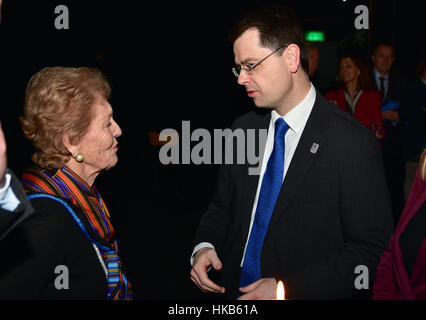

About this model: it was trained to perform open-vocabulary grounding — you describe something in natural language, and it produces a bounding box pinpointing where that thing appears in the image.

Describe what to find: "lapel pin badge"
[310,143,319,154]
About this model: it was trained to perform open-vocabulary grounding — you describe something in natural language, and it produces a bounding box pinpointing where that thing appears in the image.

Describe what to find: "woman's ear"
[355,66,361,77]
[284,44,301,73]
[62,134,78,157]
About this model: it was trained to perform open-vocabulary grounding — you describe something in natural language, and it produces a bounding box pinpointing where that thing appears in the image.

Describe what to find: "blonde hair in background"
[421,148,426,181]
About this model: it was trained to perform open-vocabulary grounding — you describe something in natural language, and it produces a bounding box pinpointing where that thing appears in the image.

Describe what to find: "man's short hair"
[228,4,309,75]
[372,40,395,55]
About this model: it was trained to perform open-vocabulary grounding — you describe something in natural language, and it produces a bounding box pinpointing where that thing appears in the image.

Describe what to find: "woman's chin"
[104,159,118,171]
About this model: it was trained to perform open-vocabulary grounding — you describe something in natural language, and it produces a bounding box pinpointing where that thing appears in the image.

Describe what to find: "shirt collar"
[271,83,316,134]
[374,68,389,81]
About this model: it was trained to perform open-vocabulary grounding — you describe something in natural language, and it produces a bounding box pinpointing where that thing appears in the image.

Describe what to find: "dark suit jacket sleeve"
[193,156,232,252]
[0,170,34,241]
[283,125,394,299]
[193,118,244,252]
[0,198,67,299]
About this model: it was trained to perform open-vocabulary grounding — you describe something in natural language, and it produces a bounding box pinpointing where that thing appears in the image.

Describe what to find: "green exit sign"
[305,31,325,42]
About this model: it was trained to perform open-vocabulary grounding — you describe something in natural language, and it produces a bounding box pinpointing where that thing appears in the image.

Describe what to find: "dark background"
[0,0,424,299]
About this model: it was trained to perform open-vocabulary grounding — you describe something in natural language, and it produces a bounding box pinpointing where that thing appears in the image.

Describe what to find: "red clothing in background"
[325,88,385,140]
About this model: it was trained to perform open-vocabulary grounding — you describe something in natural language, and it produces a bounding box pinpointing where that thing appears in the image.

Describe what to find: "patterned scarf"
[22,167,133,300]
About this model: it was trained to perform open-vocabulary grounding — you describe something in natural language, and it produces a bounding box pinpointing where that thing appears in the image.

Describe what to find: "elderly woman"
[325,54,385,143]
[0,67,132,299]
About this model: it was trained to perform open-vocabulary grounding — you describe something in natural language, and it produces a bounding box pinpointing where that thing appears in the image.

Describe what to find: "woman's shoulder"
[24,195,78,232]
[17,195,93,257]
[29,194,72,213]
[26,194,103,247]
[0,196,75,272]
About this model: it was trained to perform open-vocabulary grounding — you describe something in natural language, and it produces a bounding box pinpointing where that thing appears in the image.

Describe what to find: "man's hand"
[237,278,277,300]
[190,247,225,294]
[0,121,7,188]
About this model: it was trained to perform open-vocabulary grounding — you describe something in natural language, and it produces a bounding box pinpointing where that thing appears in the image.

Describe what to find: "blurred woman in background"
[325,54,385,143]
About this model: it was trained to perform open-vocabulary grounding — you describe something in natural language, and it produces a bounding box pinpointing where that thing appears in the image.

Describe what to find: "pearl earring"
[75,154,84,162]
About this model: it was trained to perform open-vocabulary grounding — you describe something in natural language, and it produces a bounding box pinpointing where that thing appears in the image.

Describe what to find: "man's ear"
[62,134,78,157]
[284,44,301,73]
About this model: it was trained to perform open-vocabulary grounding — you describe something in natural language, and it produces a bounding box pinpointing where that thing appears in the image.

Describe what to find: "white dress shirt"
[374,69,389,97]
[0,173,21,212]
[191,84,316,266]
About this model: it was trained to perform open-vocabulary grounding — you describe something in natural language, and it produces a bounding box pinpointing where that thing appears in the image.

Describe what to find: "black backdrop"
[0,0,424,299]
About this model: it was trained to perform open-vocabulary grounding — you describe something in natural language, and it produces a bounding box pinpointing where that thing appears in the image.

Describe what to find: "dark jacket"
[194,90,394,299]
[0,196,107,299]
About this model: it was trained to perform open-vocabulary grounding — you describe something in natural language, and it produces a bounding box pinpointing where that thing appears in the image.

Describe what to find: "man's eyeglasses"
[232,45,287,78]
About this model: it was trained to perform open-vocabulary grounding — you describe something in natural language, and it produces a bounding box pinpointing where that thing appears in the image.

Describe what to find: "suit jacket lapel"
[265,92,329,239]
[240,111,271,243]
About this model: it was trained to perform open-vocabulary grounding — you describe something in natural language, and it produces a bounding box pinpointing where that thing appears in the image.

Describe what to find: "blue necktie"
[240,117,290,288]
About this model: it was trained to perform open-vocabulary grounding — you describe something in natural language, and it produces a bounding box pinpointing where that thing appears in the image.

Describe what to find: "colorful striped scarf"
[22,167,133,300]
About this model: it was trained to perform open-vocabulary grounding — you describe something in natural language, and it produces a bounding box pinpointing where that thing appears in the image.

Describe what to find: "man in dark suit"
[190,5,394,299]
[0,1,33,240]
[0,122,33,241]
[371,41,407,223]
